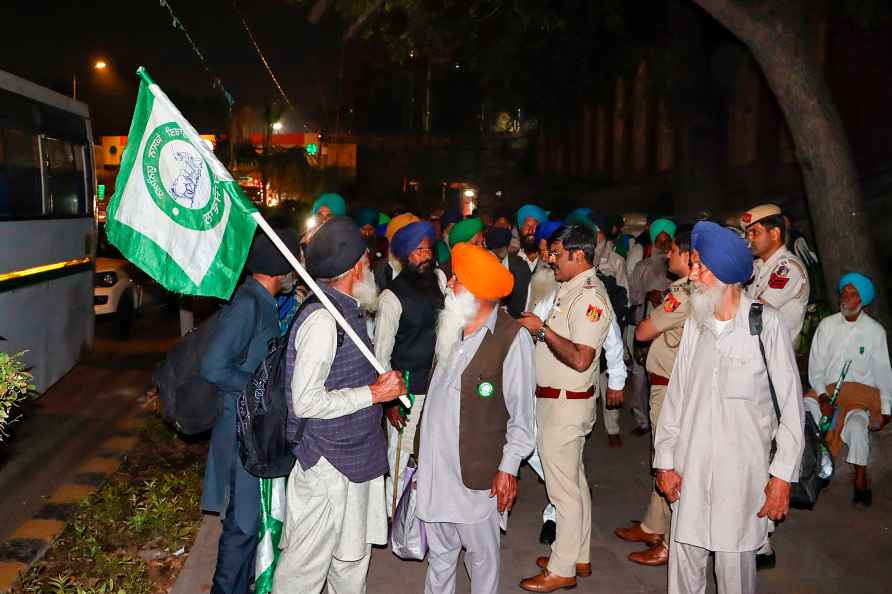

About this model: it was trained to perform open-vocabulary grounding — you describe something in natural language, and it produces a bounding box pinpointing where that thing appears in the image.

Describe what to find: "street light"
[272,121,283,132]
[72,59,110,100]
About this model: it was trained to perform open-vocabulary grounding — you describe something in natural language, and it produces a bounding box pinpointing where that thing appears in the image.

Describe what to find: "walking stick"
[391,371,413,517]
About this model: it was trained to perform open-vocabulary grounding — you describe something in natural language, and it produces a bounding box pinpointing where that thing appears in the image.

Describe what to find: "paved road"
[0,305,180,544]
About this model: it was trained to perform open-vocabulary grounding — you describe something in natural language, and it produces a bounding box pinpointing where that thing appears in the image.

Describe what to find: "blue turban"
[312,193,347,217]
[375,222,389,238]
[649,218,677,243]
[536,220,564,244]
[516,204,548,229]
[568,207,592,221]
[441,208,463,229]
[352,207,378,229]
[692,221,753,284]
[838,272,875,306]
[391,221,436,260]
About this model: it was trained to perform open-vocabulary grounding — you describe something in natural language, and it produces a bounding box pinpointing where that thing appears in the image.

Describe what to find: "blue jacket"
[199,277,279,534]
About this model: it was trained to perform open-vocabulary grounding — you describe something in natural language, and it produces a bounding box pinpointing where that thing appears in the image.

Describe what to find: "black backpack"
[596,271,629,329]
[236,296,344,479]
[749,302,826,509]
[153,308,232,435]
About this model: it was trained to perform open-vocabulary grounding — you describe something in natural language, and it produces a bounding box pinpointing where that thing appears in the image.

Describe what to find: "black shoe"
[756,551,776,571]
[631,426,650,437]
[853,488,873,507]
[539,520,556,545]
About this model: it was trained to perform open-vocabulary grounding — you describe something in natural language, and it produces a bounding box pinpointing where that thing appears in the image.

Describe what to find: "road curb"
[0,411,149,593]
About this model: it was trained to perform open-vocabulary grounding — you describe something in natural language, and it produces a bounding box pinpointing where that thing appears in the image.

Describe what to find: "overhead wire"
[232,0,297,116]
[157,0,235,109]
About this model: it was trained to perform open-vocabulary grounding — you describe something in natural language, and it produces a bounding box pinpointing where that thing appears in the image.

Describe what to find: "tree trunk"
[692,0,890,330]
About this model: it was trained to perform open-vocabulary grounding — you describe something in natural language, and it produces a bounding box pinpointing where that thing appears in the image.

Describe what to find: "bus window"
[44,136,86,217]
[0,126,43,218]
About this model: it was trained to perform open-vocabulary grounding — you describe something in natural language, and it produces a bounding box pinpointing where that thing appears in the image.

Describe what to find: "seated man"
[805,272,892,506]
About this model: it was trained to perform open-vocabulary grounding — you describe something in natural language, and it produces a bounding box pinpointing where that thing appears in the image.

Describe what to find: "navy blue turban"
[536,220,564,244]
[391,221,436,260]
[485,226,513,250]
[441,208,463,229]
[692,221,754,284]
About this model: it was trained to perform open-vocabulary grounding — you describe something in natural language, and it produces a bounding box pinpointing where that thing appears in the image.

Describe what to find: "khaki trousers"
[537,396,596,578]
[641,384,672,535]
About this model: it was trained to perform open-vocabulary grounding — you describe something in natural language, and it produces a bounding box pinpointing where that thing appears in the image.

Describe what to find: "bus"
[0,69,97,394]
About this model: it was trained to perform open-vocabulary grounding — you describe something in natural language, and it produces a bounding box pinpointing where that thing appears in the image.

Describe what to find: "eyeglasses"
[547,250,564,259]
[413,246,434,255]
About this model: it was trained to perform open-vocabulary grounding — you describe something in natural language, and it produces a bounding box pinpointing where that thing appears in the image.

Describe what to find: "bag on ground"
[390,461,427,560]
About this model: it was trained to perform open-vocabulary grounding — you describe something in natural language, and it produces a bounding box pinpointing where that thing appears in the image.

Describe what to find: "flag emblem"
[106,68,257,299]
[586,304,603,322]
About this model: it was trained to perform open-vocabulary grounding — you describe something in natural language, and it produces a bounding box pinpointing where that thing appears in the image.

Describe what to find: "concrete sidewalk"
[172,412,892,594]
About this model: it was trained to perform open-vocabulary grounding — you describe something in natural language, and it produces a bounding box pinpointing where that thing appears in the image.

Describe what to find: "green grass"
[15,418,206,594]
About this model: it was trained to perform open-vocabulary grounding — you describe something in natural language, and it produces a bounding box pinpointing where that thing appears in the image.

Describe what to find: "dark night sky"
[0,0,346,135]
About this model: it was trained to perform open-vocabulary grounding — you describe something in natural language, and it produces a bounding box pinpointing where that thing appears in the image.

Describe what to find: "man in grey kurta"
[415,242,536,594]
[653,221,804,594]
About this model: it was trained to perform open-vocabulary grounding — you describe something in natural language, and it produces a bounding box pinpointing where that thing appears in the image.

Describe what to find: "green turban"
[448,217,484,247]
[649,218,677,243]
[312,193,347,217]
[435,239,451,264]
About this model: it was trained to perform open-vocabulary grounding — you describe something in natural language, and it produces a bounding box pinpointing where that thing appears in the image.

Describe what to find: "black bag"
[749,302,825,508]
[596,271,629,329]
[153,309,227,435]
[236,296,344,479]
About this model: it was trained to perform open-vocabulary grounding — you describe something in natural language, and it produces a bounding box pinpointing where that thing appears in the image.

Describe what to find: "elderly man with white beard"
[274,218,407,594]
[414,242,537,594]
[653,221,804,594]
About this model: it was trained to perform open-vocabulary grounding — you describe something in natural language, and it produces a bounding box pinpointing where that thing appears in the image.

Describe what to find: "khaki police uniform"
[746,245,808,343]
[535,268,613,578]
[640,277,691,536]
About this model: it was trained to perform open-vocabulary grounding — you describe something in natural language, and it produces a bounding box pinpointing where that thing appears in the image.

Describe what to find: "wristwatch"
[536,325,547,343]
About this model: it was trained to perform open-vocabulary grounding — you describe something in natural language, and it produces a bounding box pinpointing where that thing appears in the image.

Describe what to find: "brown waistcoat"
[415,308,522,490]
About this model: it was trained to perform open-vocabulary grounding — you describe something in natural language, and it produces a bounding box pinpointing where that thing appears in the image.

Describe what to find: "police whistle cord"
[157,0,235,108]
[253,213,412,409]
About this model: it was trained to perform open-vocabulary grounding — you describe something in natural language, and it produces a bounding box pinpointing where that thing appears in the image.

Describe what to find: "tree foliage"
[298,0,668,116]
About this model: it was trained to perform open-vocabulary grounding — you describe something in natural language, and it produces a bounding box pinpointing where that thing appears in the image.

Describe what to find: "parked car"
[94,257,143,338]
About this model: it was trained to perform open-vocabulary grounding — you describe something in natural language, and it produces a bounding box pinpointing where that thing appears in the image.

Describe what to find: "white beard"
[690,280,727,327]
[435,289,480,364]
[841,304,862,319]
[353,266,380,313]
[528,264,558,311]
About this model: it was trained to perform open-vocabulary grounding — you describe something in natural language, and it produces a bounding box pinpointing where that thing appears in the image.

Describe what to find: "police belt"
[649,373,670,386]
[535,385,595,399]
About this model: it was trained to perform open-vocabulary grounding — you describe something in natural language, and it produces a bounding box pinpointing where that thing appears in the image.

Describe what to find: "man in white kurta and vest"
[615,227,693,567]
[654,221,805,594]
[274,218,407,594]
[805,272,892,506]
[504,203,549,318]
[740,203,809,345]
[414,242,536,594]
[516,225,615,592]
[375,220,443,515]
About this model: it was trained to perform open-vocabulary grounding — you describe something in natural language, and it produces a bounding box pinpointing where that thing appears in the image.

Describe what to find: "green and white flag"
[255,477,286,594]
[106,68,257,299]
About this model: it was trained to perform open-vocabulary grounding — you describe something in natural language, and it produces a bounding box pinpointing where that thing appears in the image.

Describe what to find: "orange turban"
[452,243,514,301]
[386,213,420,242]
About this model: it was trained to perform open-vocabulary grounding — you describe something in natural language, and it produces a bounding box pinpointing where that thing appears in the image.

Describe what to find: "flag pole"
[252,212,411,408]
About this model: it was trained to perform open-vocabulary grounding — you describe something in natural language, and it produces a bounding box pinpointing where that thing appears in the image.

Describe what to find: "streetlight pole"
[72,60,108,101]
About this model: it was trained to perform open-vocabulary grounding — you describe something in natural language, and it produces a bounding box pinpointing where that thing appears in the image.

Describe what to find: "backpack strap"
[293,294,345,347]
[749,302,781,420]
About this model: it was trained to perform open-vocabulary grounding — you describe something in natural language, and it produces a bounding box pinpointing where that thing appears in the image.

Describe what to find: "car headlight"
[95,271,118,287]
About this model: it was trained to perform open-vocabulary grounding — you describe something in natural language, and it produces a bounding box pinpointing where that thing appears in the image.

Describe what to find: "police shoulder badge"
[663,292,681,313]
[477,381,495,398]
[585,304,603,322]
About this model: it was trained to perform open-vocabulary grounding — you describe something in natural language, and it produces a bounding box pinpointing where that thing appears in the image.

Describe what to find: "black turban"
[305,217,367,279]
[246,229,300,276]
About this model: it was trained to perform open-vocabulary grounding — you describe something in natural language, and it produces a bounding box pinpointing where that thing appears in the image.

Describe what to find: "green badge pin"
[478,381,495,398]
[860,346,865,355]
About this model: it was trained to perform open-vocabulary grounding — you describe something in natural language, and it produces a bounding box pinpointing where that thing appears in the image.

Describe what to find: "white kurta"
[653,296,805,552]
[286,307,387,554]
[808,311,892,414]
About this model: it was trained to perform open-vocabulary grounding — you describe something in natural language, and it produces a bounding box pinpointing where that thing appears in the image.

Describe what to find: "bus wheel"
[116,293,134,339]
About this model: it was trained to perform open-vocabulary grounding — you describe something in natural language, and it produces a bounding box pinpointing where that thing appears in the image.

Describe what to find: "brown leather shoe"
[536,556,592,577]
[519,570,577,592]
[614,521,662,546]
[629,542,669,566]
